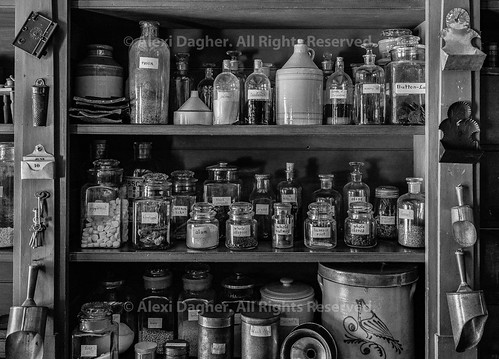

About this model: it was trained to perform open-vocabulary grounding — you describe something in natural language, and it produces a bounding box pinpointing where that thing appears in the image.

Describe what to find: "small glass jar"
[344,202,376,248]
[198,310,234,359]
[398,177,425,248]
[272,203,294,249]
[304,202,337,249]
[171,170,198,240]
[226,202,258,250]
[374,186,399,240]
[72,302,119,359]
[164,340,189,359]
[186,202,219,250]
[134,342,157,359]
[0,143,14,248]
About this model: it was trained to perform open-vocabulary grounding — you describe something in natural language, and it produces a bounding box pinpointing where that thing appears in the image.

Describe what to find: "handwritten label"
[330,89,347,99]
[212,343,226,354]
[312,226,331,238]
[217,91,236,100]
[248,89,270,100]
[362,84,381,94]
[212,197,232,206]
[398,208,414,220]
[348,196,366,207]
[232,225,251,237]
[148,317,163,329]
[280,317,300,326]
[87,202,109,216]
[281,194,297,203]
[192,226,210,240]
[188,309,199,321]
[394,83,426,95]
[172,205,188,217]
[139,57,159,69]
[275,224,292,235]
[255,204,270,215]
[80,345,97,357]
[380,215,396,225]
[250,325,272,337]
[350,223,370,235]
[141,212,159,224]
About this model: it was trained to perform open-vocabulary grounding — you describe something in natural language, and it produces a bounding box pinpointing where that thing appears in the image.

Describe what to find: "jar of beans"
[226,202,258,250]
[344,202,376,248]
[373,186,399,240]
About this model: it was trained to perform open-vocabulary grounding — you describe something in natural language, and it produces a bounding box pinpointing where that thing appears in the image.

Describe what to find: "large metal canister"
[317,263,418,359]
[241,311,280,359]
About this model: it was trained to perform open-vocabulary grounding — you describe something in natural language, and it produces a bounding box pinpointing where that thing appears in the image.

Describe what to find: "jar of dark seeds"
[344,202,376,248]
[374,186,399,240]
[226,202,258,250]
[272,202,294,249]
[397,177,425,248]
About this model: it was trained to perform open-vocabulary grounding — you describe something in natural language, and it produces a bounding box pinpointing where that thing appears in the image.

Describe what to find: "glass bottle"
[344,202,376,248]
[137,268,175,356]
[325,57,354,125]
[304,202,337,249]
[244,59,272,125]
[227,50,246,122]
[197,63,215,110]
[72,302,119,359]
[374,186,399,240]
[385,35,425,125]
[342,161,370,217]
[129,141,156,177]
[312,174,342,224]
[129,20,170,124]
[249,174,275,241]
[226,202,258,250]
[81,159,128,249]
[277,162,302,239]
[172,52,194,112]
[0,143,14,247]
[354,42,385,125]
[398,177,425,248]
[186,202,219,250]
[213,59,240,125]
[272,202,294,249]
[261,63,276,124]
[321,52,334,90]
[133,173,172,250]
[171,170,198,240]
[377,28,413,65]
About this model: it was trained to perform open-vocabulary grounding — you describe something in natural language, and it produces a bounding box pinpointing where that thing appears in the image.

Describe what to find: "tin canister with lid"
[164,339,189,359]
[198,310,234,359]
[135,341,157,359]
[317,263,419,359]
[241,311,280,359]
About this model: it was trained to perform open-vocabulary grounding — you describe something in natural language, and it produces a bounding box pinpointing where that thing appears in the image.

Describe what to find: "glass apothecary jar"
[133,173,172,250]
[186,202,219,250]
[226,202,258,250]
[398,177,425,248]
[304,202,337,250]
[344,202,376,248]
[171,170,198,240]
[72,302,119,359]
[374,186,399,240]
[249,174,275,241]
[272,203,294,249]
[0,143,13,248]
[377,28,413,64]
[81,159,127,249]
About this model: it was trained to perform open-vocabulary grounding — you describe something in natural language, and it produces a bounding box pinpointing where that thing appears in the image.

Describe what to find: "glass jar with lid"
[344,202,376,248]
[81,159,127,249]
[0,143,13,248]
[249,174,275,241]
[304,202,337,249]
[72,302,119,359]
[312,174,343,225]
[377,28,413,65]
[374,186,399,240]
[171,170,198,240]
[133,173,172,250]
[186,202,219,250]
[226,202,258,250]
[398,177,425,247]
[272,202,294,249]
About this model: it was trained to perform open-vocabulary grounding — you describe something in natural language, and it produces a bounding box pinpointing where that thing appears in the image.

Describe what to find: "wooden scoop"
[451,184,477,247]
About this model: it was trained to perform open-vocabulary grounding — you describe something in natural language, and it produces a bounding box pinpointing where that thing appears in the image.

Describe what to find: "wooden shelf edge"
[0,125,14,135]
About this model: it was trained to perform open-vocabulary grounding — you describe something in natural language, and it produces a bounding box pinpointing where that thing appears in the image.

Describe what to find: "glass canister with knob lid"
[0,143,13,248]
[226,201,258,250]
[186,202,219,250]
[272,202,294,249]
[377,28,413,65]
[374,186,399,240]
[344,202,376,248]
[304,202,337,250]
[398,177,425,248]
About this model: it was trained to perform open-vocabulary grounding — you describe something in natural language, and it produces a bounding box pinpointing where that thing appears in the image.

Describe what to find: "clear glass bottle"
[0,143,14,247]
[213,59,240,125]
[129,141,156,177]
[344,202,376,247]
[133,173,172,250]
[197,62,215,110]
[354,42,385,125]
[244,59,272,125]
[226,202,258,250]
[129,20,170,124]
[312,174,342,224]
[186,202,219,250]
[377,28,413,65]
[325,57,354,125]
[81,159,128,249]
[249,174,275,241]
[398,177,425,248]
[272,202,294,249]
[374,186,399,240]
[342,161,370,218]
[227,50,246,123]
[171,170,198,240]
[321,52,334,91]
[385,35,425,125]
[172,52,194,112]
[304,202,337,249]
[261,63,276,124]
[277,162,302,239]
[72,302,119,359]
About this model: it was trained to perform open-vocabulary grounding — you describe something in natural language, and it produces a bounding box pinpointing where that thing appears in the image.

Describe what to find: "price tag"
[275,224,292,235]
[141,212,159,224]
[330,89,347,99]
[255,204,270,215]
[212,343,226,354]
[362,84,381,94]
[212,197,232,206]
[250,325,272,337]
[80,345,97,357]
[188,309,199,321]
[380,215,396,225]
[394,83,426,94]
[172,205,188,217]
[148,317,163,329]
[398,208,414,220]
[87,202,109,216]
[139,57,159,69]
[248,89,270,100]
[280,317,300,326]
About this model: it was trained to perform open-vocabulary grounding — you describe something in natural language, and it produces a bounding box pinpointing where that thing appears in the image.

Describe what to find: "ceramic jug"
[276,39,323,125]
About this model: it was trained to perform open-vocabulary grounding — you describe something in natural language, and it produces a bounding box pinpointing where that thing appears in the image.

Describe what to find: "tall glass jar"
[344,202,376,248]
[186,202,219,250]
[342,161,370,218]
[249,174,275,241]
[325,57,354,125]
[129,20,170,124]
[374,186,399,240]
[213,59,240,125]
[72,302,119,359]
[198,63,215,110]
[226,202,258,250]
[0,143,13,247]
[133,173,172,250]
[81,159,127,249]
[277,162,302,239]
[244,59,272,125]
[398,177,425,247]
[312,174,342,223]
[172,52,194,112]
[171,170,198,240]
[272,202,294,249]
[304,202,337,250]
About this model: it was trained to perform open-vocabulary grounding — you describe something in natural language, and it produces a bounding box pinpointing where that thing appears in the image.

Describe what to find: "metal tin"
[241,311,280,359]
[164,339,189,359]
[135,341,157,359]
[198,310,234,359]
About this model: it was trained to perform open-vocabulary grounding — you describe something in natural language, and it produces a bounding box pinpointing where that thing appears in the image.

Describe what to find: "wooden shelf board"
[69,240,425,263]
[0,248,13,263]
[0,125,14,135]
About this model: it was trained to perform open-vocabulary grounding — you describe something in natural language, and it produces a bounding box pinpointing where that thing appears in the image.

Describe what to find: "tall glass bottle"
[312,174,342,224]
[277,163,302,239]
[172,52,194,112]
[325,57,354,125]
[227,50,246,122]
[129,21,170,124]
[244,59,272,125]
[321,52,334,89]
[213,59,240,125]
[129,141,156,177]
[170,170,198,240]
[342,162,370,217]
[354,42,385,125]
[397,177,425,248]
[249,174,276,241]
[197,63,215,110]
[262,63,276,124]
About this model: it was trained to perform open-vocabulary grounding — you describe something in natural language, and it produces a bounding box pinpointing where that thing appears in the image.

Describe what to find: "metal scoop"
[446,249,488,352]
[451,184,477,247]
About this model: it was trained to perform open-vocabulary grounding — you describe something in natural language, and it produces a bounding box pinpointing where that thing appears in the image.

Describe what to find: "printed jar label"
[80,345,97,357]
[217,91,236,100]
[188,309,199,321]
[330,89,347,99]
[250,325,272,337]
[398,208,414,220]
[112,314,120,323]
[248,89,270,100]
[280,317,300,326]
[350,223,370,235]
[312,226,332,238]
[281,194,297,203]
[172,205,188,217]
[232,225,251,237]
[348,196,366,207]
[212,197,232,206]
[148,317,163,329]
[139,57,159,69]
[275,224,292,235]
[87,202,110,216]
[141,212,159,224]
[394,82,426,94]
[234,313,242,325]
[255,204,270,215]
[212,343,226,354]
[362,84,381,94]
[380,215,396,225]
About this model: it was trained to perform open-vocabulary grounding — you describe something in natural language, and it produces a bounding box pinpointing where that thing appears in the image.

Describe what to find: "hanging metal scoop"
[451,184,477,247]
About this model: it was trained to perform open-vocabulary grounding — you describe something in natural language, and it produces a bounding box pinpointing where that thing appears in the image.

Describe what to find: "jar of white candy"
[80,159,128,248]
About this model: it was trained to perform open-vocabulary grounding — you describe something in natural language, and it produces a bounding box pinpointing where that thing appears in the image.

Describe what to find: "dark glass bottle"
[249,174,275,241]
[244,59,272,125]
[277,162,302,239]
[197,63,215,110]
[171,170,198,240]
[172,52,194,112]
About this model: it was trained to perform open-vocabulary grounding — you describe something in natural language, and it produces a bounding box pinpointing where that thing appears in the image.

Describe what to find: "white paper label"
[255,204,270,215]
[192,226,210,240]
[348,196,366,207]
[139,57,159,69]
[141,212,159,224]
[394,83,426,94]
[112,314,120,323]
[172,205,188,217]
[217,91,235,100]
[362,84,381,94]
[212,343,226,354]
[0,186,3,198]
[188,309,199,321]
[80,345,97,357]
[232,225,251,237]
[250,325,272,337]
[399,208,414,220]
[87,202,109,216]
[380,215,396,225]
[351,223,370,235]
[275,224,292,235]
[280,317,300,327]
[248,89,270,100]
[281,194,297,203]
[329,89,347,99]
[148,317,163,329]
[312,226,332,238]
[212,197,232,206]
[234,313,242,325]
